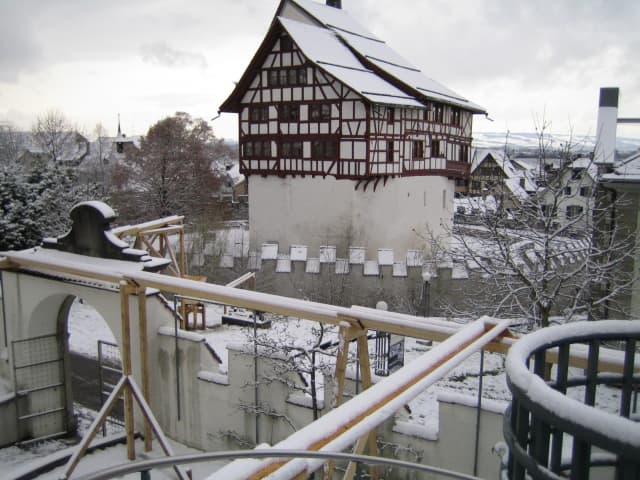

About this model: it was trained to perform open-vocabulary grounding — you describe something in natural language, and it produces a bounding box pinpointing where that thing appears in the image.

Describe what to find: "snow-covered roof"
[471,149,537,200]
[288,0,484,112]
[221,0,484,113]
[279,17,423,108]
[601,151,640,184]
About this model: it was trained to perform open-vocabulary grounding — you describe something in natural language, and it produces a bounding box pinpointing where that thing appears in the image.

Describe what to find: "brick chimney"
[326,0,342,8]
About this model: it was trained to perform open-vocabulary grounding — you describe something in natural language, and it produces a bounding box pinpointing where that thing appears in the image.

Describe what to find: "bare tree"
[118,112,224,222]
[32,109,73,163]
[0,123,25,166]
[443,125,637,328]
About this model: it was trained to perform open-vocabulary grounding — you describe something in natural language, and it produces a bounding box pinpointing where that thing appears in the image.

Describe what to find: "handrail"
[504,320,640,479]
[73,449,482,480]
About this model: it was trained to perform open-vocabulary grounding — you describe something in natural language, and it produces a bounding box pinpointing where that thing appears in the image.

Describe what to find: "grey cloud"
[140,42,207,69]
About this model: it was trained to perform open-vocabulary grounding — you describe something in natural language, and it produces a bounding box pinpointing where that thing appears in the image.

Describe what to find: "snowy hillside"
[473,132,640,154]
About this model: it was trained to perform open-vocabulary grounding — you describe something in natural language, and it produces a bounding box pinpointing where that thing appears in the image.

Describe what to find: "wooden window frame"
[434,104,444,123]
[280,35,293,52]
[451,107,461,127]
[431,139,442,158]
[387,107,396,122]
[250,106,269,123]
[412,140,424,160]
[243,140,271,159]
[267,67,307,87]
[311,140,337,160]
[386,141,394,163]
[310,103,331,122]
[458,144,469,162]
[279,104,299,122]
[281,140,303,158]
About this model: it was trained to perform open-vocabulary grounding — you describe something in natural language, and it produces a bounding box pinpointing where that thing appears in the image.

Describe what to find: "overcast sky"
[1,0,639,142]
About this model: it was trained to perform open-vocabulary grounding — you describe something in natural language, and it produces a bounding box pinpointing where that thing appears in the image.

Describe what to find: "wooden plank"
[128,376,189,480]
[137,286,152,452]
[60,376,127,479]
[111,215,184,237]
[120,283,135,461]
[342,433,370,480]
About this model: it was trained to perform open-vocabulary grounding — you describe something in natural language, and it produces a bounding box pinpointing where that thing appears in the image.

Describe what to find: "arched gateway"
[0,201,172,445]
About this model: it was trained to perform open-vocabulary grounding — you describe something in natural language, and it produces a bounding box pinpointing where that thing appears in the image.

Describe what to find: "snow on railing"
[207,316,511,480]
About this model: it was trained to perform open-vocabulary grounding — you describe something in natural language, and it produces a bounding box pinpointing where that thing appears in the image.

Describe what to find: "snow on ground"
[67,296,511,436]
[4,288,623,476]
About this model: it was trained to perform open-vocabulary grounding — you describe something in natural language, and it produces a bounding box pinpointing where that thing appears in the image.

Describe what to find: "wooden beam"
[111,215,184,237]
[342,433,370,480]
[120,283,135,461]
[60,375,128,479]
[137,286,152,452]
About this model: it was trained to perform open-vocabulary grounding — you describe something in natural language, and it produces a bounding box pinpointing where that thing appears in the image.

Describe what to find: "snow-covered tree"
[443,129,637,327]
[0,162,100,251]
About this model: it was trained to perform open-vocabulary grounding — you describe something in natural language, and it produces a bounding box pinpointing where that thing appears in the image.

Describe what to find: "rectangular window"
[412,140,424,160]
[311,140,337,159]
[472,180,481,191]
[279,104,299,122]
[267,68,307,87]
[310,103,331,121]
[458,144,469,162]
[281,140,302,158]
[386,141,394,163]
[431,139,442,157]
[268,70,278,87]
[280,35,293,52]
[566,205,584,219]
[580,186,590,197]
[388,107,396,122]
[250,106,269,123]
[243,140,271,158]
[564,186,572,196]
[434,104,444,123]
[423,104,431,121]
[451,107,461,126]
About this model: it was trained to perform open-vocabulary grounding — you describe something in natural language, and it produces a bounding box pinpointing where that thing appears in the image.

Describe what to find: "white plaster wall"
[249,176,454,257]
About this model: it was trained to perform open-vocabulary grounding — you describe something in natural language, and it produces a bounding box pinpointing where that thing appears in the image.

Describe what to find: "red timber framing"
[222,23,475,183]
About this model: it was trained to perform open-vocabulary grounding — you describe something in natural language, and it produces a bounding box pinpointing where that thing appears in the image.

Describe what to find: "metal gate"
[12,334,68,442]
[97,340,124,435]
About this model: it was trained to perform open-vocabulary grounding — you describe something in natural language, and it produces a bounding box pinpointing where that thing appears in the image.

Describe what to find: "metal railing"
[504,320,640,480]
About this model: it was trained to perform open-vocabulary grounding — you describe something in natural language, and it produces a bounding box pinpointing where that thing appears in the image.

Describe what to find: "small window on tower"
[412,140,424,160]
[280,35,293,52]
[386,141,394,163]
[432,139,442,157]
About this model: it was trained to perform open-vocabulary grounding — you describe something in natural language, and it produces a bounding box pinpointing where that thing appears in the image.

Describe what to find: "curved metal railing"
[504,320,640,480]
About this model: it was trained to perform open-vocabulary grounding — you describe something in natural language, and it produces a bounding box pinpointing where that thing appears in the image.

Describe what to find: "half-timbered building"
[220,0,485,257]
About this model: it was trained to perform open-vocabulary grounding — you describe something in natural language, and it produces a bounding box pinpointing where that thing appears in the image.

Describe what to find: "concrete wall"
[249,175,454,257]
[0,270,180,443]
[153,335,504,479]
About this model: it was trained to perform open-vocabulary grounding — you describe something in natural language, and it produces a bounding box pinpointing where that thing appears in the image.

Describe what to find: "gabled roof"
[220,0,485,114]
[471,149,538,200]
[287,0,484,111]
[279,17,423,107]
